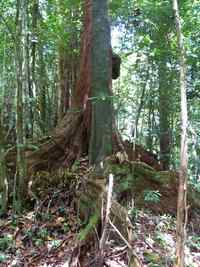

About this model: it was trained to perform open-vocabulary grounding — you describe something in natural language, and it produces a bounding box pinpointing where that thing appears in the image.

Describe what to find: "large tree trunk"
[26,0,109,175]
[89,0,112,165]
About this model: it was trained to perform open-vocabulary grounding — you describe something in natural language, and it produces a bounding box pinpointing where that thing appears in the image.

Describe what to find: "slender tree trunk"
[58,44,71,120]
[158,60,172,170]
[38,45,47,134]
[0,36,9,213]
[14,0,28,211]
[173,1,188,266]
[0,111,8,214]
[31,0,39,135]
[146,98,154,151]
[133,69,149,141]
[26,30,34,138]
[31,0,38,92]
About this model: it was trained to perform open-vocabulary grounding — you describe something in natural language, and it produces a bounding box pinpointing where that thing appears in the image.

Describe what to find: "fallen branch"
[109,219,142,267]
[100,173,114,249]
[96,173,114,267]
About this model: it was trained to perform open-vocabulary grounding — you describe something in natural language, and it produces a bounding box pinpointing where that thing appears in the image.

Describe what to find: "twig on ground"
[95,173,114,267]
[100,173,114,250]
[109,219,142,267]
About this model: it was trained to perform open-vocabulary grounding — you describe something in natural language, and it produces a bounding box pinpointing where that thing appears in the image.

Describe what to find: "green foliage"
[0,253,7,263]
[34,238,45,246]
[129,207,140,222]
[155,214,175,231]
[24,227,49,246]
[71,159,81,172]
[78,212,100,241]
[0,234,14,251]
[187,236,200,251]
[143,251,160,265]
[63,222,69,233]
[38,228,48,239]
[143,190,161,203]
[190,179,200,193]
[48,239,62,250]
[35,211,53,222]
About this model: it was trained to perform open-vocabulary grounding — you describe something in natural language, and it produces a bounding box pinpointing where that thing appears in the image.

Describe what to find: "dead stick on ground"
[109,219,142,267]
[96,173,114,267]
[100,173,114,250]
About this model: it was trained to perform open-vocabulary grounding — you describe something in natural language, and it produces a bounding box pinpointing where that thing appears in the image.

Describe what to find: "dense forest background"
[0,0,200,266]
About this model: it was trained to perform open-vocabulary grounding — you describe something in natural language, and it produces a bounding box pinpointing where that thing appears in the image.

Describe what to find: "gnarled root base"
[27,110,85,175]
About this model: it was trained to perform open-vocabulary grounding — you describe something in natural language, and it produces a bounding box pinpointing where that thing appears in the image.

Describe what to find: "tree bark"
[89,0,112,166]
[30,0,39,136]
[172,1,188,266]
[158,59,172,170]
[15,0,28,211]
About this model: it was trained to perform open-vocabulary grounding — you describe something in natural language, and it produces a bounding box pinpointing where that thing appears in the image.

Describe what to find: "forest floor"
[0,161,200,267]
